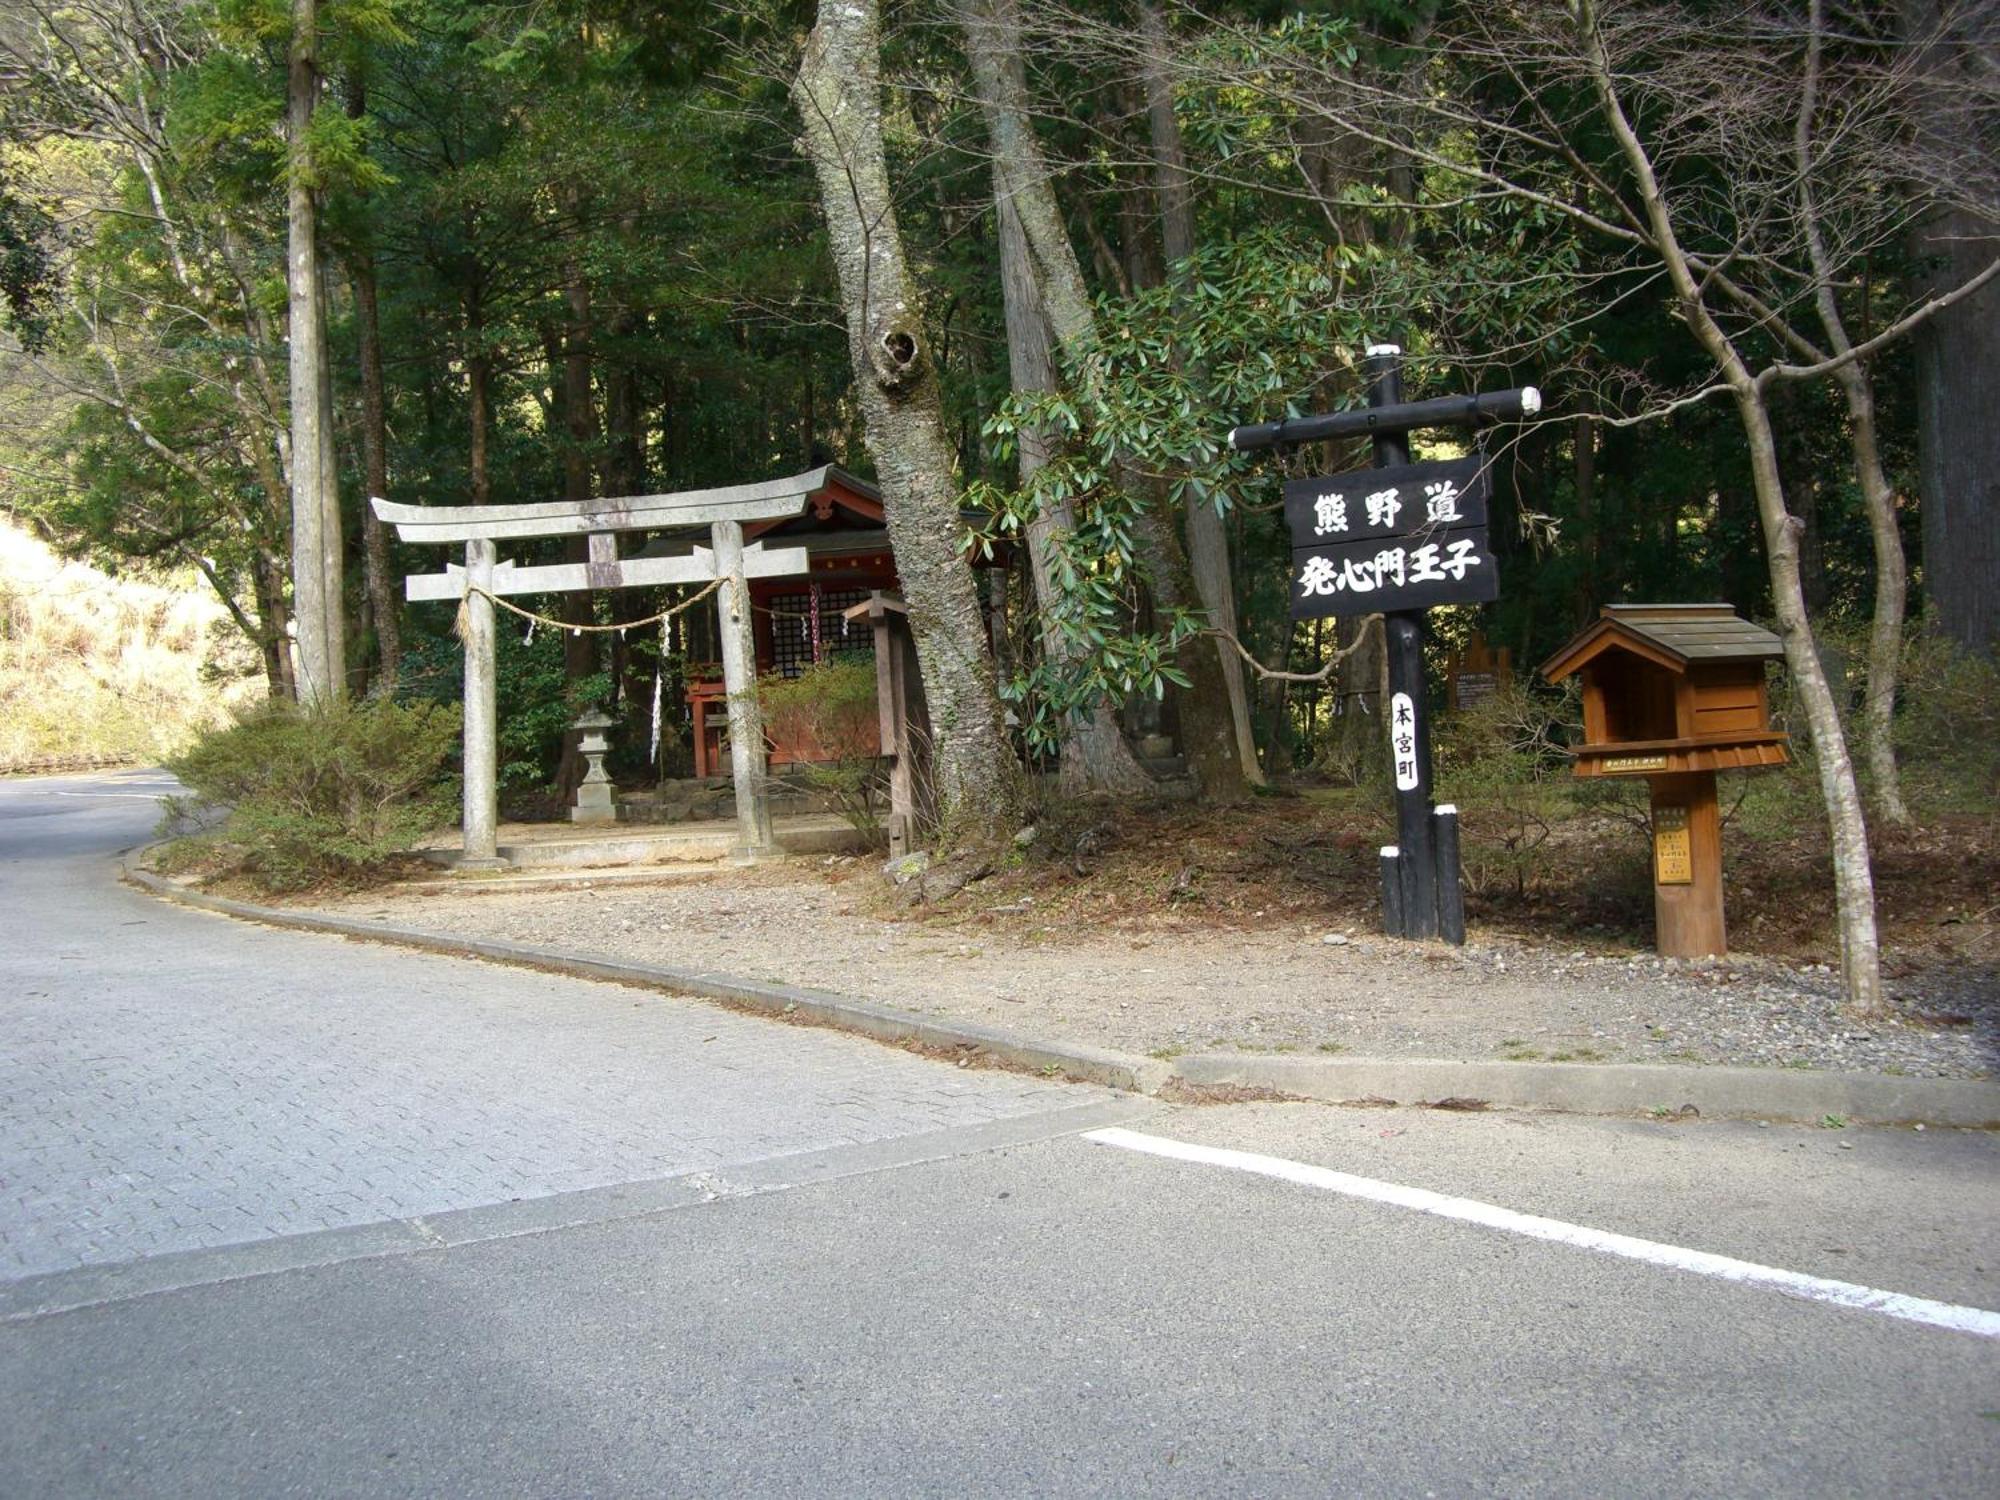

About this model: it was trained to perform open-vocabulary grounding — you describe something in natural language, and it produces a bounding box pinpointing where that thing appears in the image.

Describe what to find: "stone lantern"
[570,709,618,825]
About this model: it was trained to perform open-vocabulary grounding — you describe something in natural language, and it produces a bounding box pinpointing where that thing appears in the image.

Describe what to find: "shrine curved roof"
[1541,604,1784,681]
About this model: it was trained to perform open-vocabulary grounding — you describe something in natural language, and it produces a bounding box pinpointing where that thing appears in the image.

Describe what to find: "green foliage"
[300,101,393,194]
[1433,683,1585,898]
[400,619,608,798]
[1757,625,2000,827]
[758,656,887,846]
[965,227,1402,752]
[165,52,284,188]
[1892,633,2000,815]
[0,184,59,353]
[163,697,461,890]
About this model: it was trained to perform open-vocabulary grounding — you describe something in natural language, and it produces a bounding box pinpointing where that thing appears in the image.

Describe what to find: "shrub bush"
[757,656,887,845]
[1757,621,2000,826]
[163,697,462,891]
[1432,683,1585,898]
[1893,631,2000,815]
[398,626,610,801]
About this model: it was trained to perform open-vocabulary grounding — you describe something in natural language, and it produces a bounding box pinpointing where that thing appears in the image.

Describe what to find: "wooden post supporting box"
[1541,605,1788,958]
[844,592,931,858]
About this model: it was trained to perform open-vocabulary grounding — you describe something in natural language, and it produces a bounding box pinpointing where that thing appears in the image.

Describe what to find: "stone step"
[617,780,835,825]
[496,829,737,870]
[422,814,873,873]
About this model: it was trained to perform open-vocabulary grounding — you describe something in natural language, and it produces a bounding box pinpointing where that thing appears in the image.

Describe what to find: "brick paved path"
[0,773,1092,1282]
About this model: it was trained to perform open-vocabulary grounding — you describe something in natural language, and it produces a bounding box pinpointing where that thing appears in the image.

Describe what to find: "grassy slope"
[0,517,262,771]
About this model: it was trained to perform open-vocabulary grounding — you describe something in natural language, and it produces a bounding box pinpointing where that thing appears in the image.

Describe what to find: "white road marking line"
[1083,1126,2000,1341]
[49,792,172,800]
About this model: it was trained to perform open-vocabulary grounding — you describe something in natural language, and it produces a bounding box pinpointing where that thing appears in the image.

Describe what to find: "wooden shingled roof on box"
[1540,604,1783,682]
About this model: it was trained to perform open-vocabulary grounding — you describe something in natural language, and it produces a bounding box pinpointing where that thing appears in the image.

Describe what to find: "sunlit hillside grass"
[0,517,263,772]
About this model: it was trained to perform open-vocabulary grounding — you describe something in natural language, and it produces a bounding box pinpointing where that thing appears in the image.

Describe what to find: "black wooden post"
[1230,352,1533,948]
[1379,844,1405,937]
[1367,345,1440,940]
[1433,804,1467,944]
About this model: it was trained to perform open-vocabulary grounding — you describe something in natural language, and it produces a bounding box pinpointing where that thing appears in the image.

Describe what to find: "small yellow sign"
[1654,806,1693,885]
[1601,753,1669,775]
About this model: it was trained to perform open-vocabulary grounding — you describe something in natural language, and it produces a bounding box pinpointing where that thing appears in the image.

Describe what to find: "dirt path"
[309,860,1996,1080]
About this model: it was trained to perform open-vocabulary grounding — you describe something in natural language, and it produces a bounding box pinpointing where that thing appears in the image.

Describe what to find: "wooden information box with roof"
[1541,604,1790,959]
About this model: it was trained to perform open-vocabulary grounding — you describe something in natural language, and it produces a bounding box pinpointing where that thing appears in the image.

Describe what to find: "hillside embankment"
[0,517,260,773]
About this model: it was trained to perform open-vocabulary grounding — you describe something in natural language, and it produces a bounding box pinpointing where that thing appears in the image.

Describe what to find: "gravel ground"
[307,860,1998,1081]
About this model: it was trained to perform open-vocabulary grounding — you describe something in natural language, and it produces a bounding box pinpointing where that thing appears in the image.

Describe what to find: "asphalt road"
[3,770,1997,1497]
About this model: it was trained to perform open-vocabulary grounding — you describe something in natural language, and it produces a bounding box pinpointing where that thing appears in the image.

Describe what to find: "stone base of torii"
[373,468,857,866]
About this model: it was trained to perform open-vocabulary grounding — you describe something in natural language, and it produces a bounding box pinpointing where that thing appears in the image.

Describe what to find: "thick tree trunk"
[1913,206,2000,658]
[286,0,344,707]
[1580,0,1881,1017]
[249,551,296,701]
[1905,0,2000,657]
[351,255,398,692]
[236,429,298,700]
[600,305,653,738]
[1139,0,1265,790]
[994,189,1154,798]
[793,0,1025,846]
[465,288,492,507]
[602,308,647,498]
[343,76,397,694]
[555,287,601,659]
[958,0,1246,801]
[548,274,603,803]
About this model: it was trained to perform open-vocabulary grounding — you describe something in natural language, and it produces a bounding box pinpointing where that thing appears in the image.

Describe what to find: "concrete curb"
[125,852,1999,1129]
[122,855,1172,1096]
[1170,1053,2000,1128]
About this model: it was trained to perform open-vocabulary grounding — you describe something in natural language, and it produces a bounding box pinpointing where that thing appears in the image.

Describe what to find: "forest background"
[0,0,1994,1016]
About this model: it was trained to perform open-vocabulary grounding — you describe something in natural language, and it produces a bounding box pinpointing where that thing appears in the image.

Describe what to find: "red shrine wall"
[749,549,898,678]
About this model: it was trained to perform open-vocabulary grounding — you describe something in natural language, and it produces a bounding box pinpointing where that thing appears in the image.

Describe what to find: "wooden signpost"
[842,591,930,859]
[1231,345,1539,945]
[373,468,846,867]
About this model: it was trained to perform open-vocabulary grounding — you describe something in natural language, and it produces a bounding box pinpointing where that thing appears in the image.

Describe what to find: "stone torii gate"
[372,468,850,867]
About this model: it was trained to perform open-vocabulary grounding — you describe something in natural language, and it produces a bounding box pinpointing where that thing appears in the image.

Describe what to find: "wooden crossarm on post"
[1228,389,1541,453]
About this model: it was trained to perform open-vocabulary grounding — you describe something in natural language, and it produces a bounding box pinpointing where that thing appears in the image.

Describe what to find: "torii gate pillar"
[461,537,505,867]
[712,520,774,859]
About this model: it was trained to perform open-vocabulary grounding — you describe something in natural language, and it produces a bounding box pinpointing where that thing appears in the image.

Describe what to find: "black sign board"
[1289,524,1499,617]
[1282,456,1489,551]
[1284,455,1498,619]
